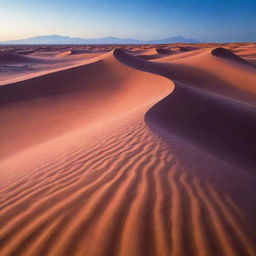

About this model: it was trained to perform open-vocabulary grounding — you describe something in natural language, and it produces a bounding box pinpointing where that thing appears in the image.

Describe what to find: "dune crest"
[114,48,256,170]
[212,47,254,65]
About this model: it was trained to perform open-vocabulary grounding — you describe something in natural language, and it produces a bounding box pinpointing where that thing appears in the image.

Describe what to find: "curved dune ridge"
[231,45,256,65]
[114,48,256,170]
[0,46,256,256]
[212,47,254,66]
[0,50,170,158]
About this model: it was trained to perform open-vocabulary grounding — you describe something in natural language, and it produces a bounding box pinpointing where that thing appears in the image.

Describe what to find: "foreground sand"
[0,43,256,256]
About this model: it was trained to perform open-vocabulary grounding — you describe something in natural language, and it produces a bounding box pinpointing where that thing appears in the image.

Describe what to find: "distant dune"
[0,43,255,256]
[0,52,42,64]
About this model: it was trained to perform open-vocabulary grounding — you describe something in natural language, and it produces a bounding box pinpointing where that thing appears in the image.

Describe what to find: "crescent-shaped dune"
[0,46,255,256]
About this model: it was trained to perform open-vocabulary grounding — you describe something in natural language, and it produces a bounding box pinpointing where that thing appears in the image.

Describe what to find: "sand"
[0,43,255,256]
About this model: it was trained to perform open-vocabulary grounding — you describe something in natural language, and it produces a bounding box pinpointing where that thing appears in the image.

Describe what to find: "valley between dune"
[0,44,256,256]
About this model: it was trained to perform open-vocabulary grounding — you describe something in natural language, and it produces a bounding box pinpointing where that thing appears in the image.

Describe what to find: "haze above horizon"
[0,0,255,42]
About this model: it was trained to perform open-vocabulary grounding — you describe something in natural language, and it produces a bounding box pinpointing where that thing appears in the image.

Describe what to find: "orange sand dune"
[232,45,256,66]
[115,48,256,168]
[0,44,256,256]
[0,105,255,256]
[145,82,256,171]
[136,48,174,60]
[116,47,256,103]
[115,48,256,166]
[155,48,209,61]
[0,50,169,159]
[57,50,101,58]
[0,51,107,86]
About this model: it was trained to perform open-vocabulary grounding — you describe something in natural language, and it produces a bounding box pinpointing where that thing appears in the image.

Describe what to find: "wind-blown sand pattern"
[0,43,256,256]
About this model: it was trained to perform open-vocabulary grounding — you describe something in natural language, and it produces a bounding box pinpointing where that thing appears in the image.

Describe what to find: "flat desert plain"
[0,43,256,256]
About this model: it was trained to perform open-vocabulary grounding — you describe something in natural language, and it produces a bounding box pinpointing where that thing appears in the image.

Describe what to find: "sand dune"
[116,47,256,102]
[155,48,210,62]
[115,48,256,169]
[56,50,73,57]
[155,48,174,55]
[0,52,42,64]
[231,45,256,66]
[212,47,254,66]
[0,50,169,159]
[57,50,101,59]
[0,44,255,256]
[145,82,256,171]
[0,51,86,85]
[0,107,255,256]
[135,48,171,60]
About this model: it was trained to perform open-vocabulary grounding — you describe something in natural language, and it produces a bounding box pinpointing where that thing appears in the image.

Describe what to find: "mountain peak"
[0,35,200,45]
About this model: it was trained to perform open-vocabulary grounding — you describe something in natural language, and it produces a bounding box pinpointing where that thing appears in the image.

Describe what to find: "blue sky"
[0,0,255,42]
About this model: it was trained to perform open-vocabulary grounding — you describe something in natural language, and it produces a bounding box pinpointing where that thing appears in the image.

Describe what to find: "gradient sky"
[0,0,255,42]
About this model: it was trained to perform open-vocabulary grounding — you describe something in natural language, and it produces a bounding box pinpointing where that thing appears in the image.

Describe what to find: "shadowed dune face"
[212,47,254,66]
[0,44,256,256]
[115,47,256,102]
[156,48,174,54]
[0,53,42,64]
[231,45,256,65]
[114,48,256,171]
[145,83,256,171]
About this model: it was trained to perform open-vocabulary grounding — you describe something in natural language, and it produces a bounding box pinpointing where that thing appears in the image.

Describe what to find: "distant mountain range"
[0,35,199,45]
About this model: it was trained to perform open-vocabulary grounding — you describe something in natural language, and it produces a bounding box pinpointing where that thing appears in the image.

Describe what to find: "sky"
[0,0,255,42]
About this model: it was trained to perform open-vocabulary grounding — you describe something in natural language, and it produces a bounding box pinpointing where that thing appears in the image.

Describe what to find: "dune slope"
[115,48,256,170]
[0,50,170,159]
[0,107,255,256]
[0,53,42,64]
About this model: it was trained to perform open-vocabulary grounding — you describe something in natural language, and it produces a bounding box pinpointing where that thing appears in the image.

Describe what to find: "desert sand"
[0,43,256,256]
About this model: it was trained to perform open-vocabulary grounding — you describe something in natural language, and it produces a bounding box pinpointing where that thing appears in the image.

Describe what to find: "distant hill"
[146,36,199,44]
[0,35,199,45]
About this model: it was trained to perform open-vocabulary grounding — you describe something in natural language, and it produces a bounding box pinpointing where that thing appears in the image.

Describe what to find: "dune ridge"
[211,47,254,66]
[0,50,170,159]
[114,48,256,170]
